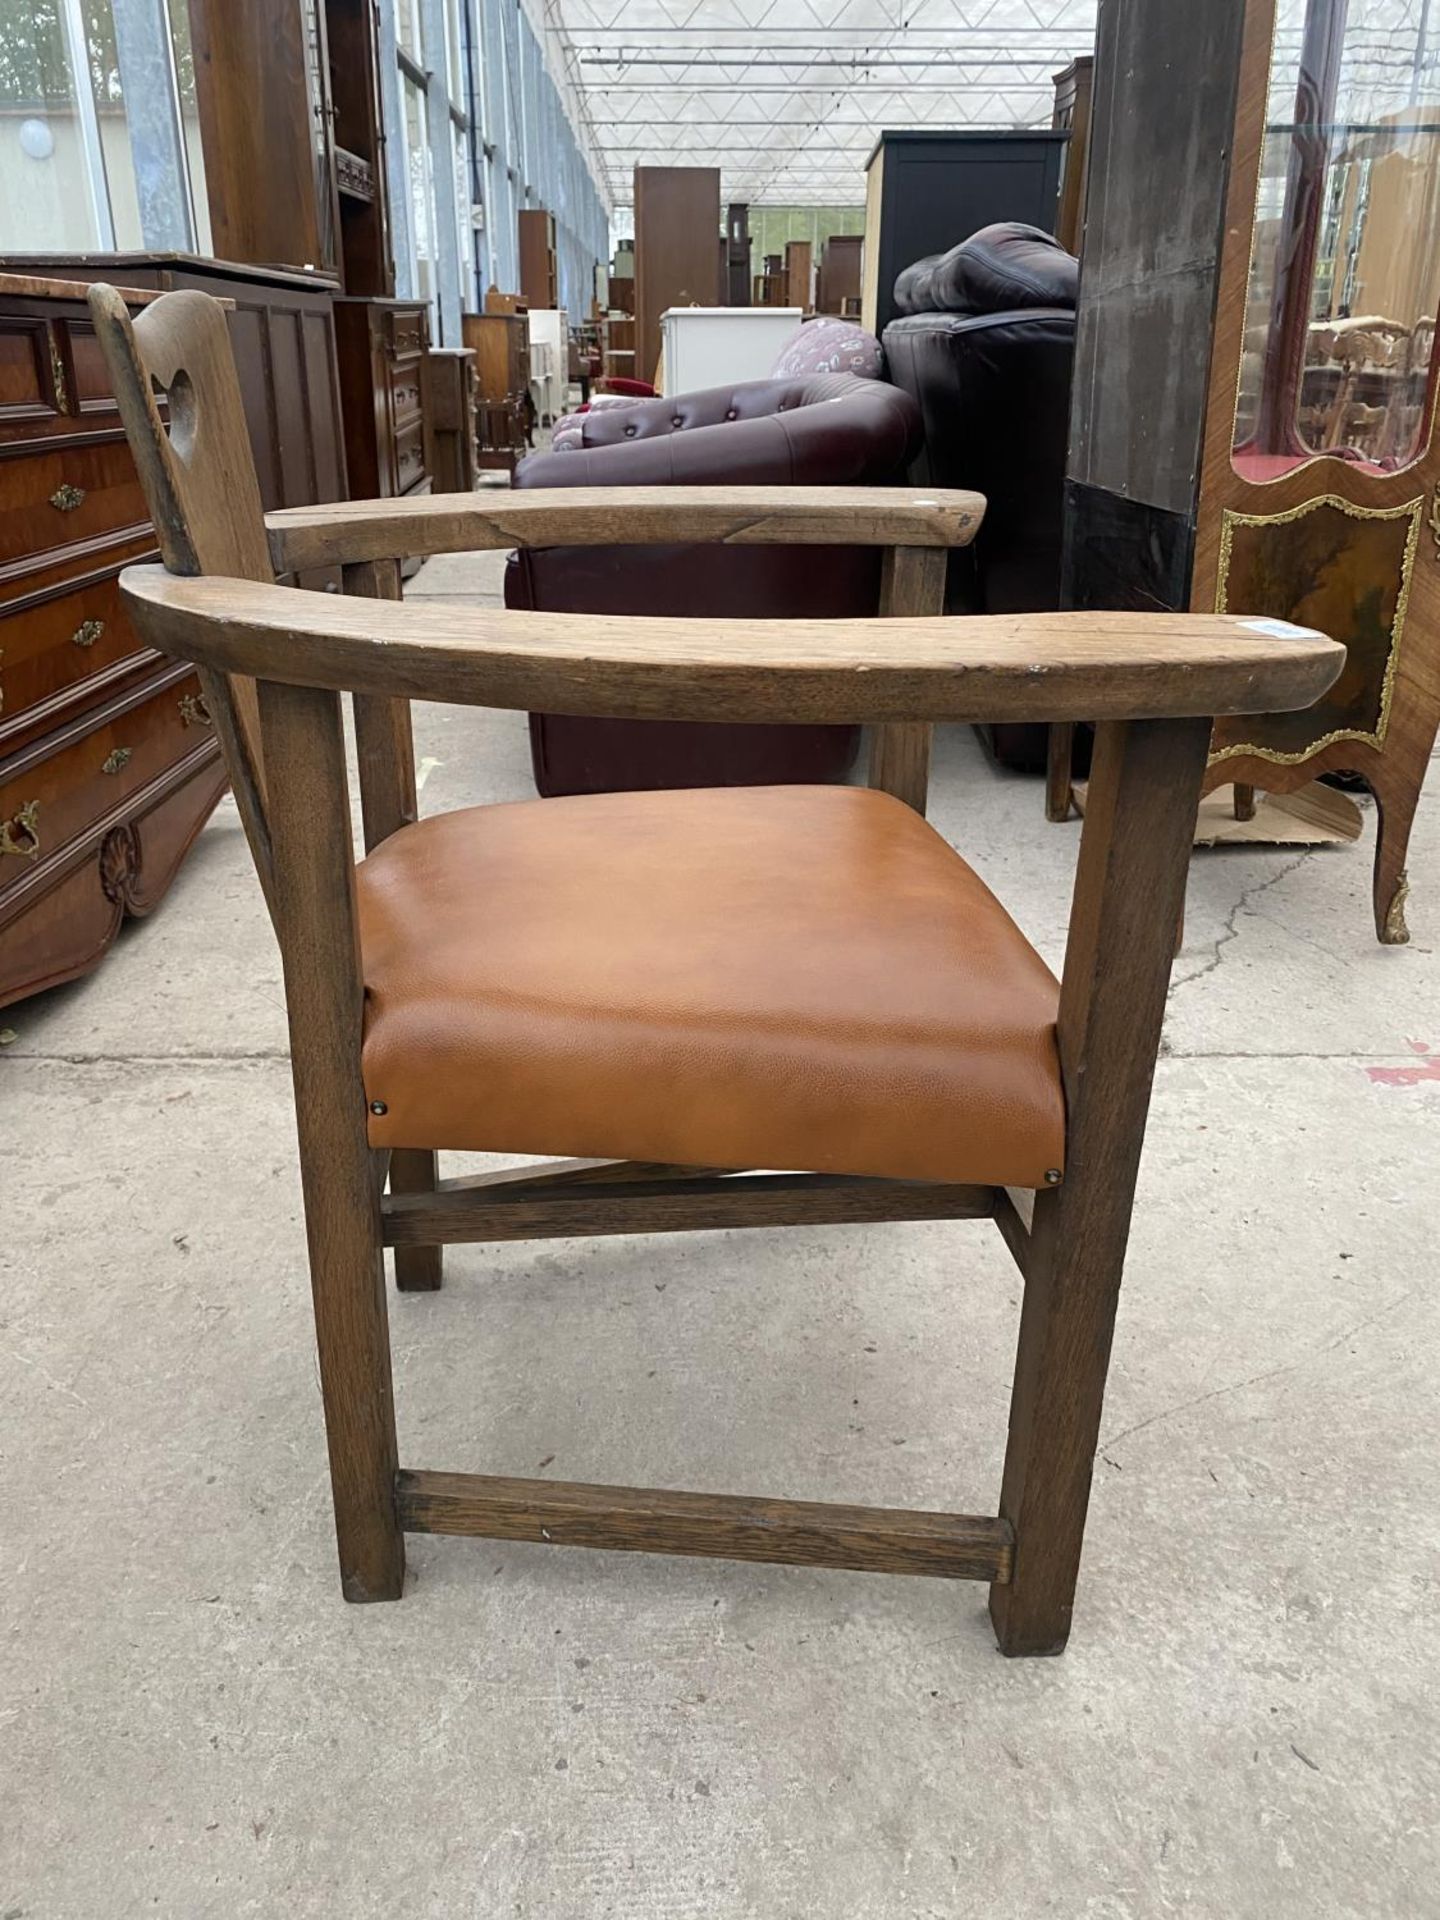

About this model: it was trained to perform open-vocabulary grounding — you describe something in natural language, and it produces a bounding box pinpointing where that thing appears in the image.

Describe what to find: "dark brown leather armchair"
[883,224,1079,773]
[505,372,923,795]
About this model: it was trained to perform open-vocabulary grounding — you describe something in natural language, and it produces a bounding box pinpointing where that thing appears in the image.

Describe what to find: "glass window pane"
[0,5,103,249]
[454,120,471,292]
[397,0,422,61]
[404,73,436,325]
[1235,0,1440,479]
[165,0,211,251]
[445,0,463,99]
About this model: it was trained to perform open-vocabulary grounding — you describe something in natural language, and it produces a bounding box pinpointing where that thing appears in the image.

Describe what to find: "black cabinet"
[861,131,1068,337]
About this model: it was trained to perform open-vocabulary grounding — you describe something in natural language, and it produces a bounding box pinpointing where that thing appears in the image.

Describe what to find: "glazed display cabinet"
[1065,0,1440,942]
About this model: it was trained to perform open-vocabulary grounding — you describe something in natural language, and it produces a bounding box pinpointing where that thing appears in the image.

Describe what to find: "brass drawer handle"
[1,800,41,860]
[178,692,212,728]
[72,618,105,648]
[50,483,85,512]
[101,746,132,775]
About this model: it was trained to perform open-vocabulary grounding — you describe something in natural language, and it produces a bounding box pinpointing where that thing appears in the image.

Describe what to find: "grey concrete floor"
[4,548,1439,1919]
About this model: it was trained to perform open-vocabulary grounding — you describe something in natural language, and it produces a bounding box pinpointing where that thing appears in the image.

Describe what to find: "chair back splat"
[89,285,278,912]
[93,283,1346,1656]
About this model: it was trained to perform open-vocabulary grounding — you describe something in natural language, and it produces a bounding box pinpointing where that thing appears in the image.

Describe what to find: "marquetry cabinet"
[0,275,226,1008]
[1064,0,1440,942]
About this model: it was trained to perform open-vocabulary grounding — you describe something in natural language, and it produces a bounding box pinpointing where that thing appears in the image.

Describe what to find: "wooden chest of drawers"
[0,274,226,1008]
[0,254,350,1006]
[334,297,434,501]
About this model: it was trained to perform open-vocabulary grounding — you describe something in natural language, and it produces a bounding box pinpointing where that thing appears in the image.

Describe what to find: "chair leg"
[298,1145,406,1602]
[261,677,405,1603]
[991,716,1214,1655]
[988,1192,1127,1656]
[389,1148,443,1291]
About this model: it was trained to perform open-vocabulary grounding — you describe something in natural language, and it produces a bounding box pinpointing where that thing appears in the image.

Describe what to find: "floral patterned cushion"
[769,318,884,381]
[549,390,645,452]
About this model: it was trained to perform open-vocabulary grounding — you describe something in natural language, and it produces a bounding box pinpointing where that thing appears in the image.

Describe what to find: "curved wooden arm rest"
[264,485,986,575]
[120,567,1344,726]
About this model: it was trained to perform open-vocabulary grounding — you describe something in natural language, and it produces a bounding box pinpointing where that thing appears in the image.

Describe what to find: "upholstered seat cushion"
[356,785,1066,1188]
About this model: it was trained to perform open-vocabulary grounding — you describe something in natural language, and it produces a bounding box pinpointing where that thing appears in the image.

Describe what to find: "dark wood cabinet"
[327,0,395,299]
[334,297,432,500]
[725,204,751,306]
[518,211,559,311]
[861,131,1068,337]
[4,255,348,535]
[188,0,431,523]
[632,168,722,388]
[784,241,813,311]
[189,0,341,279]
[463,312,531,470]
[427,349,478,494]
[816,235,863,316]
[0,274,226,1009]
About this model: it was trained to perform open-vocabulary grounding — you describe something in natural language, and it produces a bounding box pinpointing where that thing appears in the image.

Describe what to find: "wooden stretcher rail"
[396,1470,1015,1581]
[380,1172,998,1247]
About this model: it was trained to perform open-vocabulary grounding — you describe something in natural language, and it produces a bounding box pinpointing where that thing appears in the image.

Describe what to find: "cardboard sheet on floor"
[1071,778,1363,845]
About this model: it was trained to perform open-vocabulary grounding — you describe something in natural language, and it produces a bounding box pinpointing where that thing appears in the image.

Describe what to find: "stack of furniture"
[0,274,226,1007]
[462,310,532,472]
[861,130,1068,337]
[817,236,863,316]
[519,210,559,311]
[632,167,722,386]
[1060,0,1440,941]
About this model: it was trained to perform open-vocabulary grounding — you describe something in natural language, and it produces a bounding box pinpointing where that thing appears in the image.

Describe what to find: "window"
[0,0,206,253]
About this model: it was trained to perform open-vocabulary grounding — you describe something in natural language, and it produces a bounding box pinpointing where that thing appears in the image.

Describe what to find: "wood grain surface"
[120,569,1345,725]
[264,485,985,572]
[396,1470,1014,1581]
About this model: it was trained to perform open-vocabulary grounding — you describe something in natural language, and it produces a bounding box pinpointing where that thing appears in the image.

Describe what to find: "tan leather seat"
[356,785,1066,1188]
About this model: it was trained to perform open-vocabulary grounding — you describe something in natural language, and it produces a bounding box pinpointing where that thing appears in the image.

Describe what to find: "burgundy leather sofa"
[882,223,1079,772]
[504,372,923,796]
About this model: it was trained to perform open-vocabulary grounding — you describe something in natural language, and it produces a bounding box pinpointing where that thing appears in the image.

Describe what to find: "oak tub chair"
[90,285,1342,1657]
